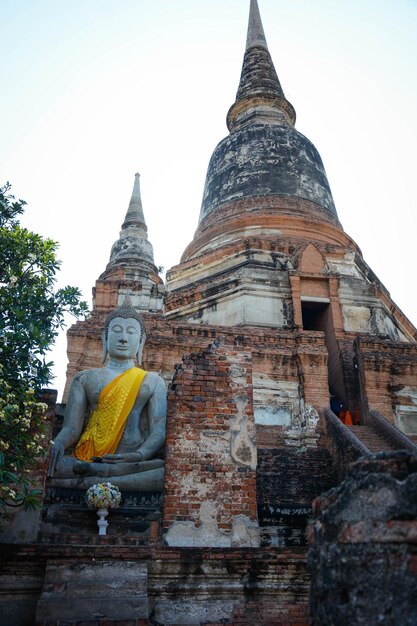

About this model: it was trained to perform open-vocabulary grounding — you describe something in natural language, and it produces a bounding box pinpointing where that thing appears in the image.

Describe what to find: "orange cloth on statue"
[73,367,147,462]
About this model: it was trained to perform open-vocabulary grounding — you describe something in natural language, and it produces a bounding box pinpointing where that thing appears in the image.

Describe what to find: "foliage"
[0,182,89,518]
[86,482,121,510]
[0,368,47,514]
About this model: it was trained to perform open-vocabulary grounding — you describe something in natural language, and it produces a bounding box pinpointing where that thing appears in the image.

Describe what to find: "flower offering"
[85,482,121,511]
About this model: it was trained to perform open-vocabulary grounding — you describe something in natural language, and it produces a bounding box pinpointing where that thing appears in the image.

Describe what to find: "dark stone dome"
[199,124,337,224]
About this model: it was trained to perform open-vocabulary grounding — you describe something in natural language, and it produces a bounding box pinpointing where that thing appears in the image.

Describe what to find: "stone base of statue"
[40,486,163,543]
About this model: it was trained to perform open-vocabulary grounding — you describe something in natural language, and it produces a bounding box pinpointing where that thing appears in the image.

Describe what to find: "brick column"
[356,339,393,420]
[290,275,303,327]
[329,277,344,331]
[163,340,259,547]
[295,333,329,411]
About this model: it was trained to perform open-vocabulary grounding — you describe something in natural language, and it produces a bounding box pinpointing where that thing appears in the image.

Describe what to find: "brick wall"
[257,448,336,508]
[257,447,336,547]
[356,337,417,422]
[163,341,258,542]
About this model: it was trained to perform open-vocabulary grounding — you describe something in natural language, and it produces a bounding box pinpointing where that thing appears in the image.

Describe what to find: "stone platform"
[0,543,311,626]
[40,488,163,543]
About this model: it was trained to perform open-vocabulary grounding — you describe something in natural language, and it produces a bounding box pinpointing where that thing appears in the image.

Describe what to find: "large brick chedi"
[3,1,417,625]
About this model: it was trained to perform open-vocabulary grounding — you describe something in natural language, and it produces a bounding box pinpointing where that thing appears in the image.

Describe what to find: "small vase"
[96,507,109,536]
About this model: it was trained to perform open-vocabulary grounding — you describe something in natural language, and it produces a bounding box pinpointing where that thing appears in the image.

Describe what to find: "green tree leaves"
[0,182,89,517]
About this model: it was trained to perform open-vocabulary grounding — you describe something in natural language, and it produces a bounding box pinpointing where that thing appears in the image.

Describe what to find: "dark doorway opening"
[301,299,347,406]
[301,300,329,332]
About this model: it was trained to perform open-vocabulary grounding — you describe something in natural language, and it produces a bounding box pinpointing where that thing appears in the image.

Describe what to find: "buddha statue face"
[107,316,142,361]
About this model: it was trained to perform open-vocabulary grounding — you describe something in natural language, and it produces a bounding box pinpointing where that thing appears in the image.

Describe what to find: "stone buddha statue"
[47,301,166,491]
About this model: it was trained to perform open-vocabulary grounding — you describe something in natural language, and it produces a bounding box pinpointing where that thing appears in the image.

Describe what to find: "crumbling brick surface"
[163,340,258,536]
[257,448,336,547]
[257,448,336,508]
[64,311,333,431]
[308,451,417,626]
[356,337,417,422]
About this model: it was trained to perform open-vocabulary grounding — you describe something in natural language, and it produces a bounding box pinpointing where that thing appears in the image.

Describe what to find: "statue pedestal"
[40,487,163,543]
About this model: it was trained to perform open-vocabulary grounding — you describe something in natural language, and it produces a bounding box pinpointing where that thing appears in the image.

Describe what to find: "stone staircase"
[325,407,417,483]
[347,425,396,453]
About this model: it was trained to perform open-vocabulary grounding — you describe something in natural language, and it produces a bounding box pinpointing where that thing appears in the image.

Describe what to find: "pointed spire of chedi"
[184,0,338,261]
[227,0,296,132]
[107,173,156,270]
[245,0,268,50]
[122,172,147,232]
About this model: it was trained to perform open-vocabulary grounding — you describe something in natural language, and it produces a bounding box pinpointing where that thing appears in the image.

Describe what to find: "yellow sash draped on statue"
[74,367,147,462]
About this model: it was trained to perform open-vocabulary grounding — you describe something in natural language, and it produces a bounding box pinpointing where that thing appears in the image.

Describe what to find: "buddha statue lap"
[47,302,166,491]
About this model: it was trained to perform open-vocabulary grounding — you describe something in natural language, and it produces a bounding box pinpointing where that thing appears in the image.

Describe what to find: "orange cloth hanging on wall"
[74,367,147,462]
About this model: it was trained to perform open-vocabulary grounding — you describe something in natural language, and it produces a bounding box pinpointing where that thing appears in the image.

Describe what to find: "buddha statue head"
[101,298,146,364]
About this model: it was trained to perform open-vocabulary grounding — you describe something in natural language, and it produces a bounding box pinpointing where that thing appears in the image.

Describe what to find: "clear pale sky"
[1,0,416,399]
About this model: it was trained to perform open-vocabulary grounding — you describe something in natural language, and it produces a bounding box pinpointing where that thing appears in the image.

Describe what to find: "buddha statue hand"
[98,451,145,464]
[47,441,65,477]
